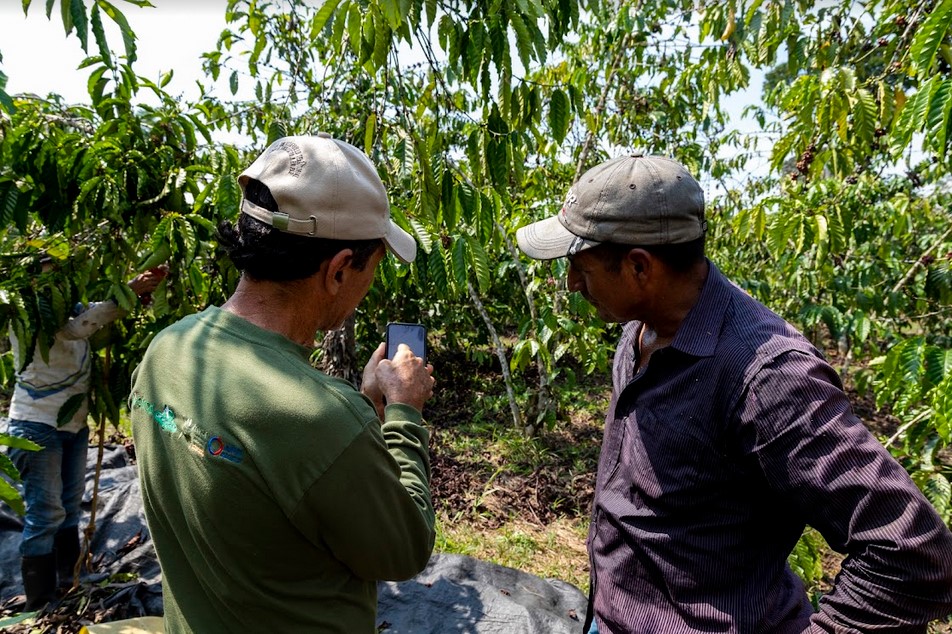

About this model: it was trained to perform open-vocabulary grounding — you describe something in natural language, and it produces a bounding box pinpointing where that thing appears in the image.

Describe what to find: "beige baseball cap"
[238,133,417,263]
[516,154,706,260]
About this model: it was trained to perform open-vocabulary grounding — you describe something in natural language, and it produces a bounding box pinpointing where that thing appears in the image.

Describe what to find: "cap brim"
[516,215,600,260]
[383,221,417,264]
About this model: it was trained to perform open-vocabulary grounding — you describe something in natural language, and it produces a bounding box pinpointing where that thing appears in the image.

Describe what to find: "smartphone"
[386,322,427,363]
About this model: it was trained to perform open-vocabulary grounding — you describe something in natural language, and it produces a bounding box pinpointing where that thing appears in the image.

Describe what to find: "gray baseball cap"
[238,133,417,263]
[516,154,706,260]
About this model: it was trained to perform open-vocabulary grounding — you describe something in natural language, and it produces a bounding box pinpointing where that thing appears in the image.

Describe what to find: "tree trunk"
[320,315,359,387]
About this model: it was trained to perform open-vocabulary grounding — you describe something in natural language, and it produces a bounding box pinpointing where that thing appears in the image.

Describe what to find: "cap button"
[317,132,332,138]
[630,152,644,158]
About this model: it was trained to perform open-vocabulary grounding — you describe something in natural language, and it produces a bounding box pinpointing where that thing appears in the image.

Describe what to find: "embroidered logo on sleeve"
[131,394,244,464]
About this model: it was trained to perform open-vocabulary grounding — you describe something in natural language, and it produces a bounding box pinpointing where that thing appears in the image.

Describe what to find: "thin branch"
[467,281,523,430]
[574,31,634,179]
[890,224,952,296]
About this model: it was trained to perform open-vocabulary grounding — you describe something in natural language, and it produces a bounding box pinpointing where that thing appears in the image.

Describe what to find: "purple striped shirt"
[587,262,952,633]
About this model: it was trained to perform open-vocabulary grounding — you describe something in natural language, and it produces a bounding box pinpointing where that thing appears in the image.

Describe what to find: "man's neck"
[221,276,322,347]
[642,259,710,342]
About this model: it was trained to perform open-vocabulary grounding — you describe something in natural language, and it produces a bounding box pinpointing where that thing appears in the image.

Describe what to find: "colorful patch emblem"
[130,393,244,463]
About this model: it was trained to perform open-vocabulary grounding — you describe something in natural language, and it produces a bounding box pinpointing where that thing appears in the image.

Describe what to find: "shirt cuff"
[383,403,424,426]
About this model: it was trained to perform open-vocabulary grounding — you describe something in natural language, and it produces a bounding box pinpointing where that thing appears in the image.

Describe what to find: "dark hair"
[596,236,706,274]
[217,179,384,282]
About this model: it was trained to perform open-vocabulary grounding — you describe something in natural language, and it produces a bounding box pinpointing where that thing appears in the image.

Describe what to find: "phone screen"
[386,322,427,362]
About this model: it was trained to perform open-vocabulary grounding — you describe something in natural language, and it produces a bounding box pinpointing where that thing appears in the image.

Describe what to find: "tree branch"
[467,281,523,430]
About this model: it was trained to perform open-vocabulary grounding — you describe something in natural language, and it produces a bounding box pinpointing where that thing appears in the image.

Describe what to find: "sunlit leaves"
[0,430,41,512]
[787,529,824,592]
[921,473,951,524]
[909,0,952,79]
[96,0,137,64]
[310,0,341,38]
[926,79,952,161]
[891,76,937,157]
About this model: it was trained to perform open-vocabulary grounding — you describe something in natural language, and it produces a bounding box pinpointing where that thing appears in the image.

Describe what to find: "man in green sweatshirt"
[129,133,436,633]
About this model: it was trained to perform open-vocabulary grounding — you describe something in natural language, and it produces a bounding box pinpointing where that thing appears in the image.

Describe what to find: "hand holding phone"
[385,322,427,363]
[374,322,433,412]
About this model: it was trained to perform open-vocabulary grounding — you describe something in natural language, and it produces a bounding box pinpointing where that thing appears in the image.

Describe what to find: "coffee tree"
[1,0,950,593]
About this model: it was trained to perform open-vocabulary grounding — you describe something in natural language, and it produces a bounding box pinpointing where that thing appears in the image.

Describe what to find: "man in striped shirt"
[516,154,952,633]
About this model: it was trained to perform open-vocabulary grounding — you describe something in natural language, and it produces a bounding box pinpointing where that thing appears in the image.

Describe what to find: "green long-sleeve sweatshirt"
[130,307,435,633]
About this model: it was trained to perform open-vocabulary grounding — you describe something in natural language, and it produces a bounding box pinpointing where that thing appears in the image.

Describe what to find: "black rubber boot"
[21,553,57,611]
[54,526,81,589]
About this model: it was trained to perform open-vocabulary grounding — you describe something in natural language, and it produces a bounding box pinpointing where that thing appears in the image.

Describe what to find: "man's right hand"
[375,344,435,413]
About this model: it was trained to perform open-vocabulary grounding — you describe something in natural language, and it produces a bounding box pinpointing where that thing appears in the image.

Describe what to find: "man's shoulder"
[719,289,826,378]
[309,373,378,422]
[153,309,206,336]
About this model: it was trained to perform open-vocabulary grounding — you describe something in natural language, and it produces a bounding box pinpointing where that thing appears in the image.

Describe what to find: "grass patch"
[435,512,591,592]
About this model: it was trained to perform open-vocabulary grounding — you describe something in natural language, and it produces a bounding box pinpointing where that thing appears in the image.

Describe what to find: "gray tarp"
[0,445,588,633]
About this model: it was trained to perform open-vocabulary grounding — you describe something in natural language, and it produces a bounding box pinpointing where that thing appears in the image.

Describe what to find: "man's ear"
[322,249,355,295]
[626,248,651,278]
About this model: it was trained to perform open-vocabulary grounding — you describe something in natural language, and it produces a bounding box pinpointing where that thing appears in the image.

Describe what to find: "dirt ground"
[3,349,952,632]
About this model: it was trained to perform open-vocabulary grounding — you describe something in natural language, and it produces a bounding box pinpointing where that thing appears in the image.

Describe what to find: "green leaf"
[188,262,207,299]
[0,452,21,484]
[508,11,533,71]
[371,18,390,70]
[440,170,459,232]
[49,284,66,326]
[923,346,952,390]
[364,112,376,155]
[266,120,287,146]
[217,173,241,217]
[485,134,509,190]
[478,192,496,244]
[852,310,871,344]
[57,393,86,427]
[813,213,829,264]
[60,0,75,35]
[0,477,25,516]
[926,79,952,159]
[185,213,217,234]
[151,277,169,317]
[310,0,341,39]
[347,2,362,56]
[408,217,433,254]
[458,179,477,224]
[229,70,238,95]
[890,78,936,156]
[466,235,491,293]
[177,216,198,264]
[112,282,136,312]
[922,472,951,522]
[548,88,570,145]
[379,0,401,30]
[787,530,823,587]
[90,3,112,68]
[0,433,43,452]
[0,181,19,227]
[451,235,467,289]
[910,0,952,79]
[851,88,876,149]
[427,247,450,297]
[0,86,13,114]
[138,243,171,272]
[97,0,137,63]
